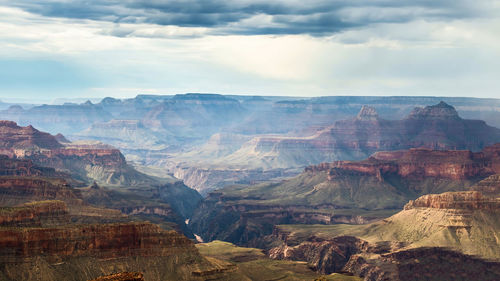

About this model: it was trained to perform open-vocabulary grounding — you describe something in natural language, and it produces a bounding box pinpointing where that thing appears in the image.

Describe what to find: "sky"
[0,0,499,101]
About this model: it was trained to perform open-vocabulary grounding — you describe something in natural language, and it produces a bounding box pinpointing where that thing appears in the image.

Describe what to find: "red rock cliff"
[0,200,69,227]
[305,144,500,181]
[0,120,62,152]
[0,176,80,206]
[404,191,500,210]
[0,222,194,262]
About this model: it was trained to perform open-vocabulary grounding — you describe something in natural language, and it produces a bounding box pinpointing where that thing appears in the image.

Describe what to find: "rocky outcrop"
[54,133,70,143]
[344,248,500,281]
[0,222,193,262]
[472,174,500,196]
[120,205,175,217]
[0,120,62,153]
[0,211,223,281]
[404,191,500,210]
[356,106,379,121]
[221,102,500,170]
[90,272,144,281]
[25,145,141,185]
[0,176,81,206]
[269,189,500,271]
[269,236,369,274]
[268,190,500,278]
[306,144,500,181]
[0,155,64,177]
[0,120,157,185]
[0,200,69,227]
[172,165,297,195]
[406,101,460,120]
[191,145,500,247]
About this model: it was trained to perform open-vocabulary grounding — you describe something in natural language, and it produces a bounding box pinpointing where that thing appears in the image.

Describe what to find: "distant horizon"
[1,92,500,106]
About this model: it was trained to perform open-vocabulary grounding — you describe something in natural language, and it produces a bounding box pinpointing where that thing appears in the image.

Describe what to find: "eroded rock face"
[0,202,223,281]
[0,222,193,262]
[90,272,144,281]
[344,248,500,281]
[404,191,500,210]
[0,120,153,185]
[234,102,500,169]
[191,146,500,247]
[306,144,500,181]
[356,106,379,121]
[0,155,63,177]
[0,176,81,206]
[472,174,500,196]
[269,236,369,274]
[406,101,460,120]
[0,120,62,152]
[0,200,69,227]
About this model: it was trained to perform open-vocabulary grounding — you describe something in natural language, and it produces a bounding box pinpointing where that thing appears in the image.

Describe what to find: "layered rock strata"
[345,248,500,281]
[0,200,69,227]
[90,272,144,281]
[270,190,500,279]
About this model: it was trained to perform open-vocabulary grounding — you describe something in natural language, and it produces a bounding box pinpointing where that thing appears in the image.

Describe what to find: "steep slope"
[0,101,112,134]
[195,240,361,281]
[168,101,500,194]
[0,120,62,152]
[216,102,500,169]
[270,190,500,279]
[77,120,168,151]
[345,247,500,281]
[0,201,233,281]
[0,125,202,232]
[141,93,246,142]
[0,120,154,186]
[190,145,500,246]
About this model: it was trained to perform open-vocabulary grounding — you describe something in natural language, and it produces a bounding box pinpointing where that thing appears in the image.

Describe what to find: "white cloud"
[0,3,499,99]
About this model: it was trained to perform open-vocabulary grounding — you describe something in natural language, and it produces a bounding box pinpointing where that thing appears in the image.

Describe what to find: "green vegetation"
[221,172,477,210]
[276,206,500,260]
[196,241,362,281]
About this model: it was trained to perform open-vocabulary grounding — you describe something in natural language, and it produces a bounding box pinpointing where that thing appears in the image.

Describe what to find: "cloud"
[0,1,500,100]
[3,0,497,37]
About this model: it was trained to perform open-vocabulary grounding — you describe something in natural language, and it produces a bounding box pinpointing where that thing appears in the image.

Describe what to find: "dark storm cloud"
[4,0,489,36]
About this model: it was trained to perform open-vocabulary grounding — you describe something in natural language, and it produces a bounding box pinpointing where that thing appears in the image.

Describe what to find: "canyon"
[0,120,150,186]
[166,101,500,193]
[1,94,500,280]
[4,95,500,194]
[190,144,500,246]
[269,189,500,280]
[0,200,238,281]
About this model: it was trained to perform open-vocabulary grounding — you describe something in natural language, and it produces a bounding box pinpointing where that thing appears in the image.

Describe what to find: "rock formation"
[404,191,500,210]
[0,199,231,281]
[0,222,194,261]
[269,236,369,274]
[472,174,500,196]
[90,272,144,281]
[344,247,500,281]
[0,176,81,206]
[191,145,500,246]
[356,105,379,121]
[0,200,69,227]
[0,120,62,156]
[210,102,500,171]
[306,144,500,181]
[269,189,500,279]
[0,120,159,185]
